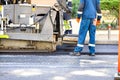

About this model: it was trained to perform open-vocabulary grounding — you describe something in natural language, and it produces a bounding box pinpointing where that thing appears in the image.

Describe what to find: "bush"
[97,23,118,30]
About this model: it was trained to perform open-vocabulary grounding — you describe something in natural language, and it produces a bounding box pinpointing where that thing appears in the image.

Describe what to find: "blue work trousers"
[74,17,96,53]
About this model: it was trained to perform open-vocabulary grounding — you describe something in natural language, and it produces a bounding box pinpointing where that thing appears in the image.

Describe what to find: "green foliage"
[101,0,119,18]
[72,0,79,18]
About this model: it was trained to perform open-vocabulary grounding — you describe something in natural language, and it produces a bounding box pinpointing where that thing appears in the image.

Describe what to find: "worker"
[63,13,72,34]
[70,0,102,56]
[63,0,72,34]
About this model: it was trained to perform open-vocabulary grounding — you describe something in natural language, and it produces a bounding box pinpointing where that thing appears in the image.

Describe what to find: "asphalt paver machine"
[0,0,71,52]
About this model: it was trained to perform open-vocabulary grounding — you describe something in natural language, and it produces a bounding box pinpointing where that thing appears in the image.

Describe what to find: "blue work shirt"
[79,0,100,19]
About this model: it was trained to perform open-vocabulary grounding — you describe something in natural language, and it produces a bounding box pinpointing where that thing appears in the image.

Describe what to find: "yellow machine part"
[0,35,9,38]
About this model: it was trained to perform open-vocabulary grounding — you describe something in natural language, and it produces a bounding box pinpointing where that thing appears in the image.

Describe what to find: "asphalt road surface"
[0,54,118,80]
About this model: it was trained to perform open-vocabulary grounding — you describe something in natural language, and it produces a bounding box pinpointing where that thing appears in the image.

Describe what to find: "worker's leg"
[64,30,69,34]
[88,19,96,54]
[74,18,90,52]
[68,30,72,34]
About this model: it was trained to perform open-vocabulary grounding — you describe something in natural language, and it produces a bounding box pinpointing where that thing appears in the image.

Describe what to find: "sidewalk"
[95,30,118,44]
